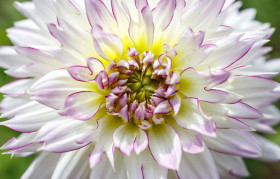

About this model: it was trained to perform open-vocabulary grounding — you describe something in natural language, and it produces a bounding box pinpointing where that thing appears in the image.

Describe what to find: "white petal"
[7,20,57,46]
[134,128,149,155]
[31,69,91,109]
[124,152,144,179]
[169,94,181,116]
[174,98,216,136]
[85,0,116,32]
[87,58,106,77]
[152,0,176,31]
[36,119,93,153]
[179,130,204,154]
[201,102,255,131]
[90,151,126,179]
[0,79,36,96]
[113,123,148,156]
[52,146,92,179]
[60,91,105,120]
[0,46,30,69]
[254,134,280,162]
[113,124,136,156]
[198,34,255,70]
[226,102,262,119]
[204,129,262,158]
[226,76,280,108]
[127,3,154,52]
[0,103,58,133]
[154,100,172,114]
[180,68,241,103]
[149,124,182,170]
[177,147,219,179]
[211,151,249,178]
[15,46,63,69]
[181,0,225,31]
[89,115,122,169]
[141,150,168,179]
[21,152,60,179]
[92,25,124,60]
[111,0,129,37]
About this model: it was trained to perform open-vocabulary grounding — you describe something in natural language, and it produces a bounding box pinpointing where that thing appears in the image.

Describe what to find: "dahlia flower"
[1,0,280,178]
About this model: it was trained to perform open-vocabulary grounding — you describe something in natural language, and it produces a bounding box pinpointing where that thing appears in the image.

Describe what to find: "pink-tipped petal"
[67,66,93,82]
[154,100,172,114]
[87,57,105,77]
[60,91,105,121]
[169,94,181,116]
[149,124,182,170]
[174,98,216,137]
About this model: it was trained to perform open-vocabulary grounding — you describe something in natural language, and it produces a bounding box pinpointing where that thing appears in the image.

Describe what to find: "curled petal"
[154,100,172,114]
[95,71,109,89]
[60,91,105,121]
[67,66,93,82]
[169,94,181,116]
[87,57,105,77]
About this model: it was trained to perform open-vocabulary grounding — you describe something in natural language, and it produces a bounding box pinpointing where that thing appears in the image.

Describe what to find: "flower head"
[1,0,280,178]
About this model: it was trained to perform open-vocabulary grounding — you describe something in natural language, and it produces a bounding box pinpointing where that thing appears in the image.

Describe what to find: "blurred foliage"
[0,0,279,178]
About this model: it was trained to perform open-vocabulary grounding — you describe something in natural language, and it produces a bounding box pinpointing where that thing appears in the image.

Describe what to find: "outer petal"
[148,124,182,170]
[225,76,280,108]
[179,68,241,103]
[177,147,219,179]
[0,79,36,96]
[85,0,116,32]
[127,3,154,52]
[31,69,91,109]
[254,134,280,162]
[141,150,168,179]
[124,152,144,179]
[21,152,60,179]
[201,102,256,131]
[59,91,105,121]
[0,46,29,69]
[52,146,92,179]
[111,0,129,38]
[211,151,249,178]
[92,25,124,60]
[0,102,58,133]
[90,151,126,179]
[1,133,41,157]
[36,118,93,153]
[174,98,216,136]
[152,0,176,31]
[181,0,225,31]
[15,46,64,70]
[198,34,255,70]
[204,129,262,158]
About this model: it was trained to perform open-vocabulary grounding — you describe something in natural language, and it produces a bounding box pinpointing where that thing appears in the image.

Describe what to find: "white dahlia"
[1,0,280,178]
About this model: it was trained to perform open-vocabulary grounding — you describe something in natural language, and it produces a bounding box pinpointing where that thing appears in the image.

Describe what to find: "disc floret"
[100,48,180,129]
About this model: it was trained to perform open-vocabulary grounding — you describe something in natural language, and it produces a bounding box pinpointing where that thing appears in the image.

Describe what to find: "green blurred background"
[0,0,279,178]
